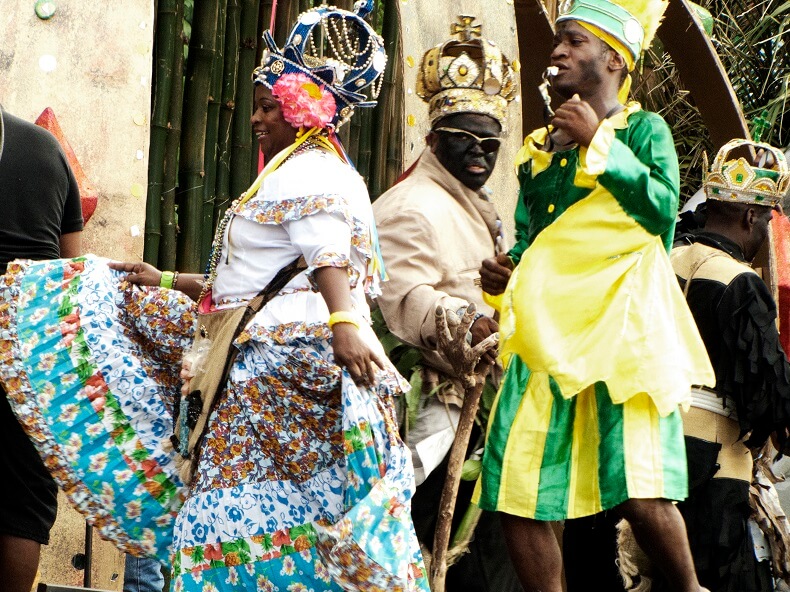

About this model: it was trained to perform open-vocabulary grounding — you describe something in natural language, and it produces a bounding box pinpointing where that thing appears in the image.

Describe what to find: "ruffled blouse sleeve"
[284,210,360,290]
[237,151,378,294]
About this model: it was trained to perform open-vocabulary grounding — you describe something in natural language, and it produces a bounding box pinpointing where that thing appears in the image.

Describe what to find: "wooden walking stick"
[429,303,498,592]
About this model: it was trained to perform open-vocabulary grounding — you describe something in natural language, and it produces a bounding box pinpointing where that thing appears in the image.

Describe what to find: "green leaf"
[689,1,714,36]
[394,348,422,378]
[475,378,498,428]
[461,459,482,481]
[377,331,403,357]
[191,545,204,564]
[406,369,423,430]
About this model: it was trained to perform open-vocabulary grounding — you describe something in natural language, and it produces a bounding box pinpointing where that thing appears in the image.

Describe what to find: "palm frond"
[632,0,790,206]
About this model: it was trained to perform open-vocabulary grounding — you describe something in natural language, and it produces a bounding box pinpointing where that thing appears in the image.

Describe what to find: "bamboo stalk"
[214,0,241,224]
[383,0,404,192]
[347,105,362,167]
[144,0,179,264]
[369,0,400,199]
[274,0,293,46]
[160,0,187,271]
[176,0,221,272]
[355,107,373,181]
[201,0,228,265]
[384,49,404,192]
[256,0,274,66]
[230,0,261,200]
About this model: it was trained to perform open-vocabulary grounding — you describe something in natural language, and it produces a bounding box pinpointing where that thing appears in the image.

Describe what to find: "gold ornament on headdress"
[704,139,790,207]
[416,15,517,130]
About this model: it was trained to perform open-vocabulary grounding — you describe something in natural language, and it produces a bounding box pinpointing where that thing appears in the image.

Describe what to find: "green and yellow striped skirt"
[474,355,688,520]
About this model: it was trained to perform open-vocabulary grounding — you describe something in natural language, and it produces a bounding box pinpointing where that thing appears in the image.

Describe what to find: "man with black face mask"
[373,16,522,592]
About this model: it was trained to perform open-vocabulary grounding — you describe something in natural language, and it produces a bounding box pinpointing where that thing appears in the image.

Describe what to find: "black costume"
[666,230,790,591]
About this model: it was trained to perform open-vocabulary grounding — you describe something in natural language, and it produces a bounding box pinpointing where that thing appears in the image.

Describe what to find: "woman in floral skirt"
[0,4,427,592]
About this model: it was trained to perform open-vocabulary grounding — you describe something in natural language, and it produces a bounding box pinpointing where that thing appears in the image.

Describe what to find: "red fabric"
[34,108,98,225]
[772,213,790,355]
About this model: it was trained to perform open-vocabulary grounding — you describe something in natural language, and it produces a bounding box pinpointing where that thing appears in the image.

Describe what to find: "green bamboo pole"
[355,106,374,182]
[385,58,405,193]
[370,0,400,199]
[144,0,179,264]
[256,0,274,66]
[201,0,228,265]
[347,106,362,167]
[274,0,294,46]
[176,0,221,272]
[214,0,241,224]
[380,0,404,193]
[230,0,262,199]
[160,0,187,271]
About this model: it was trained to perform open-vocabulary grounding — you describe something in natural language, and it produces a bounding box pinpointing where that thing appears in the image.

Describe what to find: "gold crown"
[416,16,517,130]
[704,139,790,207]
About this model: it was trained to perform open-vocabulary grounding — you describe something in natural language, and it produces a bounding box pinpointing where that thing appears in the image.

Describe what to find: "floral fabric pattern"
[0,256,194,558]
[172,322,429,591]
[0,256,429,591]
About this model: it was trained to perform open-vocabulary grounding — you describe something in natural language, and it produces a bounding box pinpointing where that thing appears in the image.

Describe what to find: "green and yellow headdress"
[704,139,790,208]
[556,0,668,100]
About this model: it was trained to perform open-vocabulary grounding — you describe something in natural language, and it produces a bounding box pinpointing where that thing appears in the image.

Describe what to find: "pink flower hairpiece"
[271,72,337,130]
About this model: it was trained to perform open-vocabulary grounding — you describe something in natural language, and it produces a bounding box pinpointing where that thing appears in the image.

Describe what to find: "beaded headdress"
[556,0,668,70]
[252,1,387,129]
[416,16,518,131]
[704,139,790,207]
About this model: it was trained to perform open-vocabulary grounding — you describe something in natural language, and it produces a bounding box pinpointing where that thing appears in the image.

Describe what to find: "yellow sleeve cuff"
[575,119,615,188]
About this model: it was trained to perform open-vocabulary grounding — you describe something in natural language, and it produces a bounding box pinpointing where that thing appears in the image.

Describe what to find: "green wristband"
[160,270,175,289]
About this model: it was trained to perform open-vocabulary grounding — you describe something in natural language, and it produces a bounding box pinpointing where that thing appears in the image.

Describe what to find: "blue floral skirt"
[0,255,428,592]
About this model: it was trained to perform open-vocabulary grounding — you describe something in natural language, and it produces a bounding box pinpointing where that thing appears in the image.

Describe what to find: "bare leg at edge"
[617,498,708,592]
[0,534,42,592]
[500,512,563,592]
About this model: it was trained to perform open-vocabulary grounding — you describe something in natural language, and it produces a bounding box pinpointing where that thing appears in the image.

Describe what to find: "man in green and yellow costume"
[478,0,715,589]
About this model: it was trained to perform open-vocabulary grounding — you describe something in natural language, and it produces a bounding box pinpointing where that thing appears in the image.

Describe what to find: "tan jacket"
[373,147,506,379]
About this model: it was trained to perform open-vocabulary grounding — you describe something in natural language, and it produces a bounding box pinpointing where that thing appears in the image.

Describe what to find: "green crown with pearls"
[705,139,790,207]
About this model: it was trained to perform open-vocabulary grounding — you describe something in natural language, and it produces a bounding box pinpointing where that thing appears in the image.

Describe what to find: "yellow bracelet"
[328,311,360,330]
[160,270,175,289]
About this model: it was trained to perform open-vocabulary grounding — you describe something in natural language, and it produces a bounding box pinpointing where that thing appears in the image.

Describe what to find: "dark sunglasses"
[433,127,502,154]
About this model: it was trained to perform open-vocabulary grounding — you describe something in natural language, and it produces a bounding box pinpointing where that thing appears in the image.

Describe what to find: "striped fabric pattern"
[475,355,688,520]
